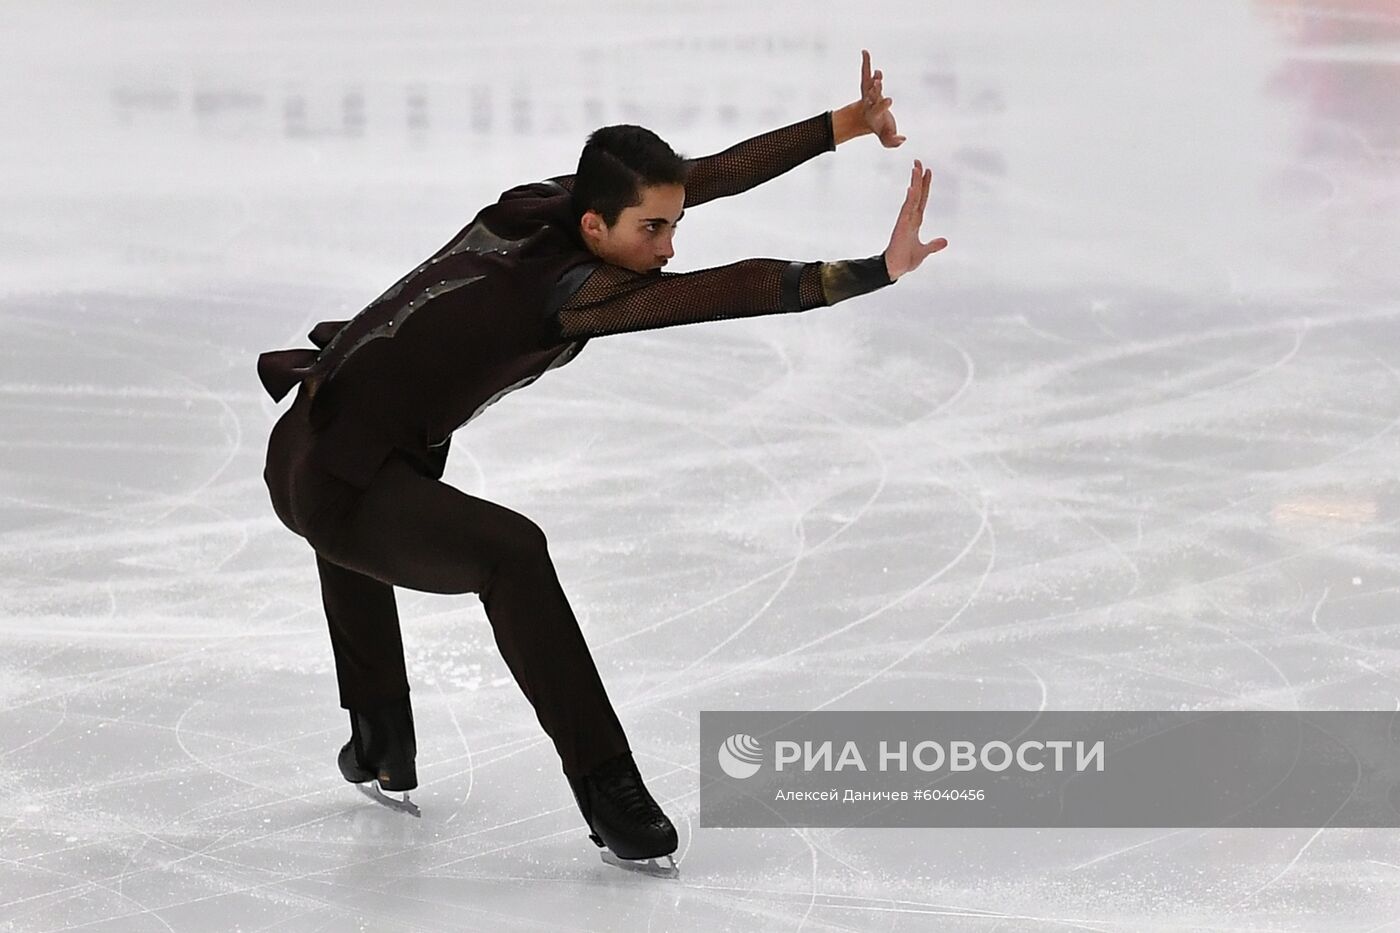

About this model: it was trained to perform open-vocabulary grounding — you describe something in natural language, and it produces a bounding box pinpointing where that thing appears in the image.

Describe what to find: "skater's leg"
[316,454,631,778]
[315,553,408,710]
[475,533,632,778]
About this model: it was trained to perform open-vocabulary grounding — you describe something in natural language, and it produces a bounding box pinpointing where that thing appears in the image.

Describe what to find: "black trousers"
[262,387,630,778]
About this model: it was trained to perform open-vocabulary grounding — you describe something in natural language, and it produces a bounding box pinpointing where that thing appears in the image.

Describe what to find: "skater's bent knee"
[478,514,552,600]
[501,512,549,557]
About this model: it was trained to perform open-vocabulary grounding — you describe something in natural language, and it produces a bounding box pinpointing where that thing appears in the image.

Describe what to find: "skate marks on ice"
[10,170,1400,930]
[0,288,287,767]
[505,286,1400,920]
[563,292,1400,720]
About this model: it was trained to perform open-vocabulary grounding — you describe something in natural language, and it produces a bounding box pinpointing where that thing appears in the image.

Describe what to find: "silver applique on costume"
[314,217,537,381]
[441,219,535,259]
[316,274,486,389]
[375,219,533,309]
[309,184,565,401]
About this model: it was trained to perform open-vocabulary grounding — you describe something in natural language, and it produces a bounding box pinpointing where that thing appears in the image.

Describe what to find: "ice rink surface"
[3,0,1400,929]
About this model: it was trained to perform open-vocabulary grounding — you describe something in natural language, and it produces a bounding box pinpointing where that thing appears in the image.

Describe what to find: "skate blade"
[356,782,422,818]
[600,849,679,879]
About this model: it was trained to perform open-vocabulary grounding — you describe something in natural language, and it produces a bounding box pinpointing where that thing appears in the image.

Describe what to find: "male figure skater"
[258,49,946,877]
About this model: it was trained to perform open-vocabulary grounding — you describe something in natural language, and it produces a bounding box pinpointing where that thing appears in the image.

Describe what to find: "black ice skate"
[339,696,421,818]
[568,752,679,879]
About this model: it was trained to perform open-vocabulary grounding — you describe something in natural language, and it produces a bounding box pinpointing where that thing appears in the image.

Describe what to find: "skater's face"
[579,183,684,275]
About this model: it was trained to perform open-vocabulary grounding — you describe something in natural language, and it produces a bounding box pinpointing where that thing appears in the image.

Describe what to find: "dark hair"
[571,125,687,228]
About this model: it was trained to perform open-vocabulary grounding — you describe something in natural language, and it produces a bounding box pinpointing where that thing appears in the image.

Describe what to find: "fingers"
[905,159,930,217]
[899,160,934,235]
[861,52,882,91]
[861,49,884,107]
[902,162,921,218]
[915,162,940,253]
[865,78,884,107]
[881,112,902,147]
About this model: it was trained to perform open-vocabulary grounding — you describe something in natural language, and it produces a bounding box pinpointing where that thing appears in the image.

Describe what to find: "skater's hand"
[884,159,948,281]
[831,50,904,146]
[858,49,904,148]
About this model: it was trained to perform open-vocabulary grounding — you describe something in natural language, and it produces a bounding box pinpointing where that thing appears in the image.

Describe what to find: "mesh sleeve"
[554,259,827,340]
[680,111,835,206]
[553,251,894,341]
[545,111,835,207]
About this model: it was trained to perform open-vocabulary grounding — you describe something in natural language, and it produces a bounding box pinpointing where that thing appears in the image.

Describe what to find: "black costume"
[259,110,894,780]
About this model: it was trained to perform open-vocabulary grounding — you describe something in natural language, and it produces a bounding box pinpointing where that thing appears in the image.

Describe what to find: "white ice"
[3,0,1400,930]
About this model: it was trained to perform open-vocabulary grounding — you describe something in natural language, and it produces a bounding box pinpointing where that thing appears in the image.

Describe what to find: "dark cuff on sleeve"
[818,253,894,306]
[780,260,807,312]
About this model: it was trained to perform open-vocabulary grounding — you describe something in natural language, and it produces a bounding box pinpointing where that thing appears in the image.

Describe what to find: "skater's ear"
[579,208,613,246]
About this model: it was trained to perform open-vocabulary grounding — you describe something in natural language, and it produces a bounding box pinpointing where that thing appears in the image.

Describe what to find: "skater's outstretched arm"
[676,48,907,204]
[545,111,832,207]
[673,111,835,207]
[548,49,908,207]
[551,154,947,341]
